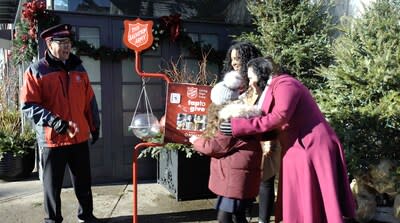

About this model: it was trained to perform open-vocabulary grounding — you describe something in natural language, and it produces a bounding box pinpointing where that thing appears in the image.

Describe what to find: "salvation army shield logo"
[187,87,198,99]
[128,23,148,47]
[123,19,154,52]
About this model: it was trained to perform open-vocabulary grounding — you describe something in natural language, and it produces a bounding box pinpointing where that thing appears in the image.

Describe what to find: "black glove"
[51,117,69,134]
[219,120,232,136]
[91,130,99,145]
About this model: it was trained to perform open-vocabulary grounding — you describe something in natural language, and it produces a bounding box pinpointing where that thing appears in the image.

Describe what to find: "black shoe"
[78,215,102,223]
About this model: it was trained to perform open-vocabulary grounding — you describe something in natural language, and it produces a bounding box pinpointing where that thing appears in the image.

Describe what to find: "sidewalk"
[0,174,263,223]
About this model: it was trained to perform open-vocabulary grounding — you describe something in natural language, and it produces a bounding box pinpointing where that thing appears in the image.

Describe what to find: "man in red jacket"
[20,24,101,223]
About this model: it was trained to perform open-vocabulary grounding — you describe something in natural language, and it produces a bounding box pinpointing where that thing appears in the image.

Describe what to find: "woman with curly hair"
[222,42,279,223]
[222,41,262,91]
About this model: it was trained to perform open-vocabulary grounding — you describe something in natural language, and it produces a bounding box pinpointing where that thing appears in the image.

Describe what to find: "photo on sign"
[176,113,207,131]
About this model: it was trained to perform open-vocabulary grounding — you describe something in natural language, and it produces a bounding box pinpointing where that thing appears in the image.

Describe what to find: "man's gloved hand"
[51,117,69,134]
[219,120,232,136]
[91,130,99,145]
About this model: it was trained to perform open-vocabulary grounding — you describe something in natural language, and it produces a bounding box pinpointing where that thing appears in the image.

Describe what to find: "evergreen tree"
[238,0,336,89]
[315,0,400,176]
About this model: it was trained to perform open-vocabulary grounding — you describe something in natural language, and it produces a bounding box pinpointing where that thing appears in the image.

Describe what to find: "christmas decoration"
[10,1,223,66]
[11,0,59,65]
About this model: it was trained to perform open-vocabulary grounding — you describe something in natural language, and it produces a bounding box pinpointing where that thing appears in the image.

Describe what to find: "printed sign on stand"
[164,83,212,144]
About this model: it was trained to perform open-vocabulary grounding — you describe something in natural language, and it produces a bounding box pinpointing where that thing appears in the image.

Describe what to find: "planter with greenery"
[1,18,37,180]
[0,109,36,180]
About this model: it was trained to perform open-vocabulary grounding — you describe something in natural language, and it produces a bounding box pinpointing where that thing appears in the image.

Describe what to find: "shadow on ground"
[103,204,261,223]
[103,209,216,222]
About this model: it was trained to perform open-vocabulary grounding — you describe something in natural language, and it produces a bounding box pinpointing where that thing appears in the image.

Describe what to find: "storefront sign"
[164,83,212,144]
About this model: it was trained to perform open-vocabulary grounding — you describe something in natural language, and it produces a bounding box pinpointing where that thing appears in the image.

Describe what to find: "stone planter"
[0,150,35,181]
[157,149,215,201]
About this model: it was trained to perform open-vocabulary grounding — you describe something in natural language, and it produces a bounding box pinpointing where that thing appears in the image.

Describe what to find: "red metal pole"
[135,51,171,84]
[132,142,164,223]
[132,37,169,223]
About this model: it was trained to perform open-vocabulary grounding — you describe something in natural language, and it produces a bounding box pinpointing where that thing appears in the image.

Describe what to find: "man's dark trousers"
[41,142,93,223]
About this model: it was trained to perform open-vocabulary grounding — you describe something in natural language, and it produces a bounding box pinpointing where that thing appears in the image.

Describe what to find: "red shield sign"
[123,19,154,52]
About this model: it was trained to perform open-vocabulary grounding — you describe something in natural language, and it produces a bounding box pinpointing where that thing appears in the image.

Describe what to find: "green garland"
[12,3,223,65]
[138,133,198,159]
[12,19,38,65]
[72,40,132,61]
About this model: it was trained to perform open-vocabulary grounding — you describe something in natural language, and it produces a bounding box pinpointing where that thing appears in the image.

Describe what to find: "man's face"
[47,38,71,61]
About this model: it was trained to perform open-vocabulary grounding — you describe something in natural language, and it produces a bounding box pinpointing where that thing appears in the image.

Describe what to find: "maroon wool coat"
[231,74,356,223]
[192,131,262,199]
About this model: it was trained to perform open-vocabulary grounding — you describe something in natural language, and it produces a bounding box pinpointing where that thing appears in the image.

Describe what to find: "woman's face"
[230,49,241,71]
[247,67,259,88]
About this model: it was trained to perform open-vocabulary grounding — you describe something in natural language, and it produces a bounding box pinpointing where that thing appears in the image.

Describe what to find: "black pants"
[259,175,275,223]
[217,210,248,223]
[41,142,93,223]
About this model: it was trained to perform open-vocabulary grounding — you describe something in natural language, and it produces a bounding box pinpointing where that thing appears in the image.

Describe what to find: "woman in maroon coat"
[190,70,263,223]
[221,57,356,223]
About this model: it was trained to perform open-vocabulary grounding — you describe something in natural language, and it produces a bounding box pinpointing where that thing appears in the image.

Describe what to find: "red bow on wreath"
[160,13,181,42]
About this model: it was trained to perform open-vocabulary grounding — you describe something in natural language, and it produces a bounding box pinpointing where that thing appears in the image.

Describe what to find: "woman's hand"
[189,135,199,144]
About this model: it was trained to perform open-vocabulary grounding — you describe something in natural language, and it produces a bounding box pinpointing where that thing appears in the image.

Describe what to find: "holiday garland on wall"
[11,0,223,65]
[11,0,59,65]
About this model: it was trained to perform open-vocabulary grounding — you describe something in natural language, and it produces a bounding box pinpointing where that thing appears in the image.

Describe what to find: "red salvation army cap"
[40,24,73,41]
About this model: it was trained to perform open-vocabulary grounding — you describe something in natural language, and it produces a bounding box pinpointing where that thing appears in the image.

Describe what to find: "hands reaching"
[50,117,79,138]
[51,117,69,134]
[189,135,199,144]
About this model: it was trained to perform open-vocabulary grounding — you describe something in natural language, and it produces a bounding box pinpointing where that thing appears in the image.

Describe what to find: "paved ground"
[0,173,264,223]
[2,173,395,223]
